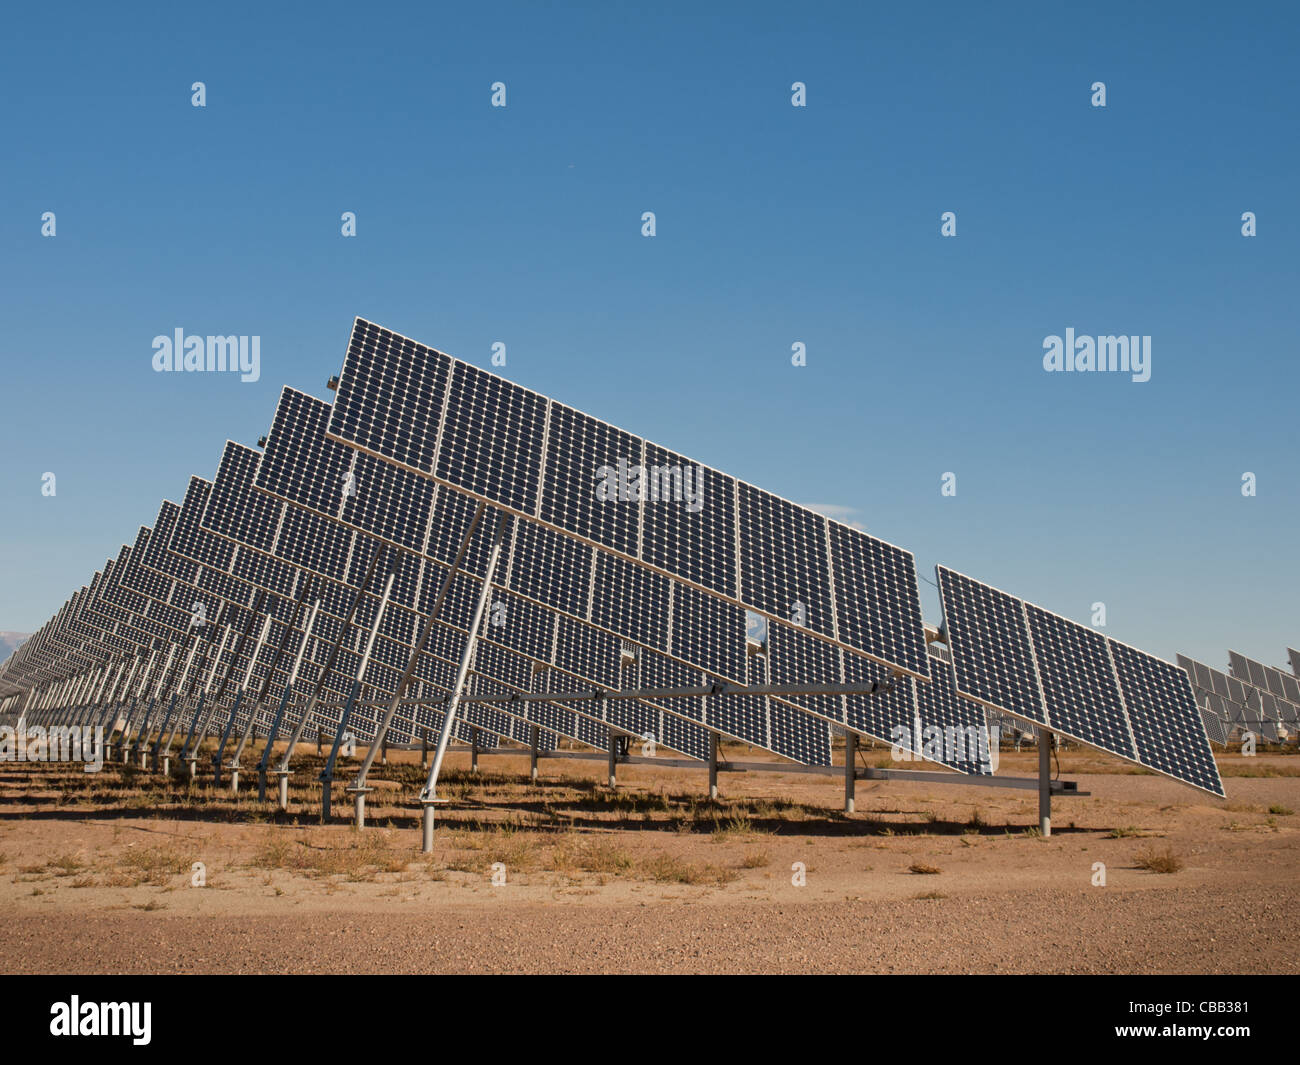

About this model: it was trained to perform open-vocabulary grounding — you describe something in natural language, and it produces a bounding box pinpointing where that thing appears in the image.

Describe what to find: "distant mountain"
[0,632,31,661]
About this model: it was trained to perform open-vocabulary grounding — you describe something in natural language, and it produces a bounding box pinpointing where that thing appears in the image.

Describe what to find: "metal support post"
[708,731,719,800]
[844,730,857,814]
[420,511,508,853]
[607,725,617,788]
[1039,730,1052,837]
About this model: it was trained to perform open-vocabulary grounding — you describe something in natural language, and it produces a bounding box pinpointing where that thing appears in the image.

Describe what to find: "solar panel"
[738,483,833,638]
[1198,706,1227,746]
[670,582,747,684]
[442,367,547,514]
[1229,649,1300,710]
[1289,648,1300,678]
[939,566,1224,797]
[641,444,736,598]
[1105,642,1224,795]
[936,567,1047,725]
[540,403,640,556]
[1024,605,1136,762]
[910,652,993,775]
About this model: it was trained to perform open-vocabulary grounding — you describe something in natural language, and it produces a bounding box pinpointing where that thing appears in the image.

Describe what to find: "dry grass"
[121,845,191,886]
[1134,846,1184,874]
[639,852,736,885]
[1269,803,1293,816]
[250,832,413,881]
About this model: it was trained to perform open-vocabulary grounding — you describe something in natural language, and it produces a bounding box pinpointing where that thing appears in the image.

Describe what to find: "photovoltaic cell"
[911,653,993,775]
[330,320,451,473]
[203,442,282,553]
[767,623,843,729]
[439,362,548,514]
[256,387,352,515]
[506,520,591,619]
[830,524,929,680]
[641,444,736,598]
[937,566,1046,725]
[706,652,767,749]
[539,403,641,556]
[1103,643,1223,796]
[738,483,833,638]
[670,583,746,684]
[842,652,916,751]
[590,552,669,652]
[942,566,1223,797]
[173,479,236,570]
[1024,605,1136,761]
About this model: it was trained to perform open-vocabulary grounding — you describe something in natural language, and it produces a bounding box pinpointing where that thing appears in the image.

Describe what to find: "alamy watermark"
[595,456,705,513]
[1042,329,1150,383]
[891,723,999,773]
[50,997,150,1045]
[152,328,260,382]
[1,723,104,771]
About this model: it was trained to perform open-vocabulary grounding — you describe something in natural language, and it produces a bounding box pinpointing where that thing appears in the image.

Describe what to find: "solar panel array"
[1178,651,1300,744]
[0,317,1240,807]
[326,320,932,682]
[938,566,1225,797]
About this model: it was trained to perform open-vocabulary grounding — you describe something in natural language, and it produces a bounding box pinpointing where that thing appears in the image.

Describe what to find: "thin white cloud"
[797,503,867,530]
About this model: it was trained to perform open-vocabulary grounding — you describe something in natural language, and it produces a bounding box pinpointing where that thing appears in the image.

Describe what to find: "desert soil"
[0,742,1296,974]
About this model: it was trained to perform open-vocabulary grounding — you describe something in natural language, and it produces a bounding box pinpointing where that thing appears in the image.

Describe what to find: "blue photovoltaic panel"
[830,524,929,680]
[942,566,1222,795]
[641,444,736,598]
[598,650,660,742]
[768,623,844,729]
[911,653,992,775]
[670,583,746,684]
[275,507,353,584]
[506,519,591,619]
[256,387,352,515]
[344,450,435,557]
[552,615,622,691]
[937,566,1046,725]
[638,648,706,726]
[590,552,669,652]
[173,479,236,571]
[738,483,833,638]
[706,652,767,750]
[539,403,641,557]
[767,695,833,767]
[1230,649,1300,708]
[438,361,547,514]
[1110,641,1224,796]
[257,388,439,559]
[202,442,283,553]
[139,502,197,583]
[842,653,914,753]
[481,590,555,665]
[1024,605,1136,762]
[330,320,451,473]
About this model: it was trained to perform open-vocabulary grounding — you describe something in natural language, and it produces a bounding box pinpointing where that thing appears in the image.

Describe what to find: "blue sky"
[1,2,1296,670]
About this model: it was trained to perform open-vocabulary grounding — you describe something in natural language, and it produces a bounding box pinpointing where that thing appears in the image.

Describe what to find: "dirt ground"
[0,740,1296,974]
